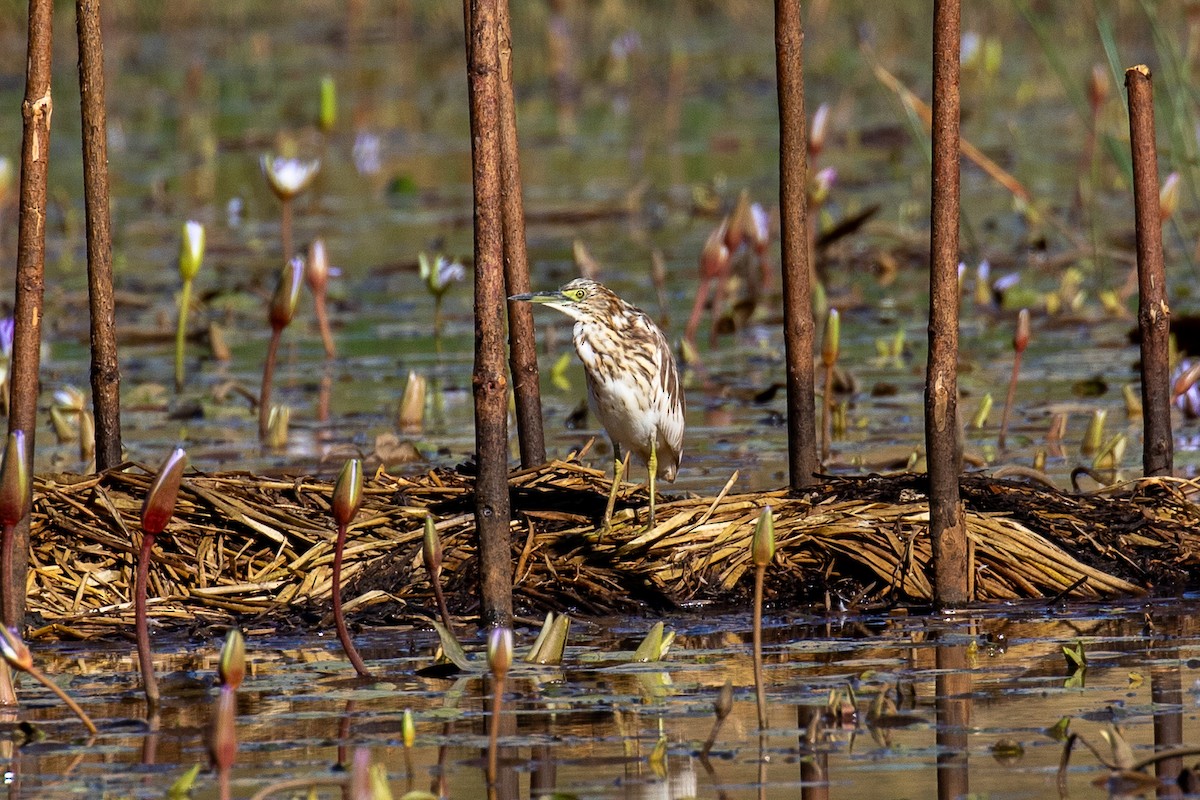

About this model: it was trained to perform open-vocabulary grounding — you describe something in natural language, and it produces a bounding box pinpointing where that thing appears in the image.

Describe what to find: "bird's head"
[509,278,620,324]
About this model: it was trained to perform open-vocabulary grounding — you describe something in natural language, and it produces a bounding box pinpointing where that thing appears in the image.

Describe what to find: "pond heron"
[512,278,684,530]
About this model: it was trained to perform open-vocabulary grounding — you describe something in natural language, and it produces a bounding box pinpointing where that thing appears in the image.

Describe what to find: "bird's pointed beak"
[509,291,561,303]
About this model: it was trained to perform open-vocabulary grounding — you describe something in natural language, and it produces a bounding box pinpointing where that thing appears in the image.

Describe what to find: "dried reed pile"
[23,460,1200,639]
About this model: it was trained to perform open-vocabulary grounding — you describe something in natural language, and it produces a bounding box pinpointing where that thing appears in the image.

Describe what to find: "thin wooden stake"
[77,0,121,471]
[926,0,968,606]
[467,0,514,627]
[8,0,55,628]
[775,0,818,490]
[1126,65,1173,478]
[496,0,545,469]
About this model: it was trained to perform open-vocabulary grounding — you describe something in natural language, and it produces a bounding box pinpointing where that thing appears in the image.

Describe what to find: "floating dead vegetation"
[23,459,1200,639]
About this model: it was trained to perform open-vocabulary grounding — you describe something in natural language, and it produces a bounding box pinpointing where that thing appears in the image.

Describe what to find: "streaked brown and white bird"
[511,278,684,529]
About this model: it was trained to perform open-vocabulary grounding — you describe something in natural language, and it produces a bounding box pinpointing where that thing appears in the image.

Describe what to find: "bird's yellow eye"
[572,289,586,300]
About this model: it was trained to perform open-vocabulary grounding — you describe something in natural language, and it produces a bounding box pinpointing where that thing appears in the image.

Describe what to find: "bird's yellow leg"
[600,451,630,536]
[647,439,658,530]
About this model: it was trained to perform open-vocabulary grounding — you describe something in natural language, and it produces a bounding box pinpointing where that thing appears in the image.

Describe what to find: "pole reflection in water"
[797,703,830,800]
[935,641,971,800]
[1151,625,1183,798]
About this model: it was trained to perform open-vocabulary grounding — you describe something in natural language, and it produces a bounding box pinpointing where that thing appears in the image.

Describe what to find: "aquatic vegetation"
[260,154,320,262]
[306,238,336,359]
[751,505,775,731]
[331,458,370,677]
[137,447,187,709]
[258,257,304,442]
[998,308,1030,450]
[208,628,243,800]
[175,220,205,392]
[820,308,840,462]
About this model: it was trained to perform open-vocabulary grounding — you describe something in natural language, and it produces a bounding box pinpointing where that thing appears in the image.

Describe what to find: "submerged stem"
[136,533,159,709]
[332,522,370,677]
[258,329,282,441]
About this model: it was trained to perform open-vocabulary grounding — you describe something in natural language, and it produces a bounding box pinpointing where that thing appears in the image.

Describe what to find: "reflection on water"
[4,601,1197,798]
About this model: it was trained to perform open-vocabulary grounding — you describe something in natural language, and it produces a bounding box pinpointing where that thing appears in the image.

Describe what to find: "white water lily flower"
[419,253,466,296]
[260,155,321,200]
[748,202,770,251]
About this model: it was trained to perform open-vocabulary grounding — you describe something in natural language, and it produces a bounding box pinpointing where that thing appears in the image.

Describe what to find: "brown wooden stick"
[1125,65,1173,478]
[8,0,55,629]
[926,0,968,606]
[466,0,514,627]
[77,0,122,471]
[496,0,545,469]
[774,0,819,490]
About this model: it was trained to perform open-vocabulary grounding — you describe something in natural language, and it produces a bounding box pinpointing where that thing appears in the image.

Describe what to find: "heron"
[511,278,684,530]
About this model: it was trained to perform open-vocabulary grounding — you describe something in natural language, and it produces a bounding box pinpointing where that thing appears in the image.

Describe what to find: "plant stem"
[280,197,293,264]
[753,563,767,730]
[487,673,504,785]
[258,328,281,441]
[1,522,13,628]
[332,522,370,677]
[313,289,335,359]
[26,660,97,733]
[136,532,159,709]
[175,278,193,392]
[998,351,1023,451]
[431,569,453,634]
[820,361,834,463]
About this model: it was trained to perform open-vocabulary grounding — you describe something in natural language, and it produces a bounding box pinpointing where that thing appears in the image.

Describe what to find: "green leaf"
[166,764,202,799]
[429,621,481,672]
[631,622,665,663]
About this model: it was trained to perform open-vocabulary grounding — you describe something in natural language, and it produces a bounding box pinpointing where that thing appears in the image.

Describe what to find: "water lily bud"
[1160,172,1181,222]
[971,393,993,429]
[1088,64,1109,114]
[265,405,290,449]
[1047,412,1067,443]
[333,458,363,529]
[306,239,329,294]
[974,260,992,307]
[0,431,29,528]
[748,203,771,254]
[1172,360,1200,402]
[422,514,442,582]
[487,626,514,678]
[319,74,337,134]
[218,628,245,690]
[725,190,751,253]
[1014,309,1030,354]
[261,154,321,201]
[208,687,238,771]
[402,708,416,748]
[269,257,305,331]
[821,308,840,368]
[0,625,31,672]
[397,371,427,433]
[811,167,837,205]
[141,447,187,537]
[751,505,776,568]
[1032,449,1046,472]
[368,763,391,800]
[1080,409,1106,457]
[808,102,830,159]
[348,747,371,800]
[700,219,731,281]
[179,220,205,282]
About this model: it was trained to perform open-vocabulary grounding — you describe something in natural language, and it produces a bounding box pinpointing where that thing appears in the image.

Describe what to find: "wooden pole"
[926,0,968,606]
[496,0,545,469]
[1126,66,1172,478]
[466,0,514,627]
[7,0,54,628]
[77,0,122,471]
[774,0,818,490]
